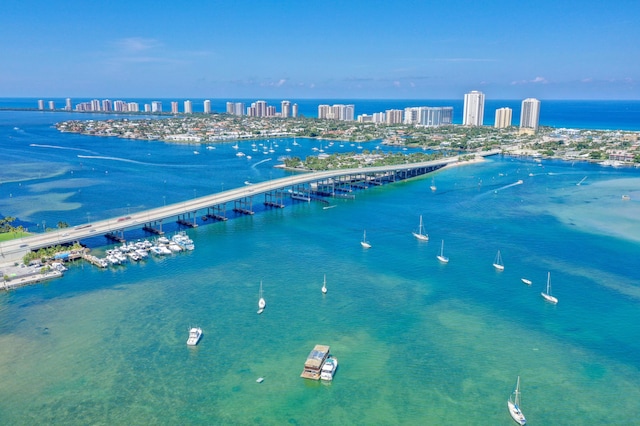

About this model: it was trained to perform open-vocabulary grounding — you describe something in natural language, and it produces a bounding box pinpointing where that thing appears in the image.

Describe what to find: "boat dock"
[301,344,330,380]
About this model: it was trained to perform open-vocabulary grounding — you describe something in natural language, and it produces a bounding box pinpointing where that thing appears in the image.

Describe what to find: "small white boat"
[430,178,437,191]
[232,143,239,150]
[541,272,558,304]
[236,151,246,157]
[412,215,429,241]
[437,239,449,263]
[521,278,532,286]
[186,327,202,346]
[257,280,266,314]
[193,151,200,155]
[507,376,526,425]
[256,377,265,383]
[320,356,338,381]
[493,250,505,271]
[360,230,371,249]
[321,274,327,294]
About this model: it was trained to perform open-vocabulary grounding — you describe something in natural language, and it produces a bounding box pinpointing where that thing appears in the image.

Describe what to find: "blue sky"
[2,0,639,99]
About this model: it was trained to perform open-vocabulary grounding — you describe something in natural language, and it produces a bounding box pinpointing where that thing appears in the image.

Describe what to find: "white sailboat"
[541,272,558,304]
[430,178,437,191]
[360,230,371,249]
[321,274,327,294]
[521,278,532,285]
[437,240,449,263]
[507,376,527,425]
[257,280,266,314]
[493,250,505,271]
[412,215,429,241]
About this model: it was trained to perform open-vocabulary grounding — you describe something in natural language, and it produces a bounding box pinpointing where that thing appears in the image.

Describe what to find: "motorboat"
[186,327,202,346]
[320,356,338,381]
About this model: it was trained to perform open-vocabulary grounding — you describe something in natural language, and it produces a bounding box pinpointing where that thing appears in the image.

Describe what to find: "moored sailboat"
[437,239,449,263]
[541,272,558,304]
[493,250,505,271]
[257,280,266,314]
[507,376,526,425]
[360,230,371,249]
[412,215,429,241]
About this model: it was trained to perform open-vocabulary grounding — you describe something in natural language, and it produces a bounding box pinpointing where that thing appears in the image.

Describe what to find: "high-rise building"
[402,107,453,126]
[114,100,127,112]
[292,103,298,118]
[65,98,72,111]
[144,104,151,112]
[37,100,44,110]
[463,90,485,126]
[203,100,211,114]
[281,100,291,118]
[102,99,112,112]
[520,98,541,133]
[151,101,162,113]
[128,102,139,112]
[91,99,101,111]
[494,107,512,128]
[372,112,385,123]
[404,107,420,124]
[386,109,403,124]
[184,100,193,114]
[171,102,179,114]
[419,107,453,126]
[48,101,55,110]
[318,104,354,121]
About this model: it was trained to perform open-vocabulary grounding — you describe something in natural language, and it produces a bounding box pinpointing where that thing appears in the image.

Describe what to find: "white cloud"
[511,76,548,85]
[114,37,162,53]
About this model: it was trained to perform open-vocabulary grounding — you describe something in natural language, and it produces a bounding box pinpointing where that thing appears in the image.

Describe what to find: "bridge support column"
[234,197,254,215]
[177,212,198,228]
[264,191,284,208]
[143,220,164,235]
[206,204,228,221]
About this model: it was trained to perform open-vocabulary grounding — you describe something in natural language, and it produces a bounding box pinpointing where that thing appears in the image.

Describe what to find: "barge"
[300,344,330,380]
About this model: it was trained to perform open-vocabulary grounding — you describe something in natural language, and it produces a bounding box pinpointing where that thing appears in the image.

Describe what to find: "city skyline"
[2,1,639,100]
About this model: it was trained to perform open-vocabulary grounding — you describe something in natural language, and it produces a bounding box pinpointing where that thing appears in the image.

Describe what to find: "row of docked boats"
[95,232,195,267]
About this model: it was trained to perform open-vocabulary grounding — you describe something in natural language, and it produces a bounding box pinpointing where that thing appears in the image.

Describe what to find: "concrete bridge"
[0,152,497,264]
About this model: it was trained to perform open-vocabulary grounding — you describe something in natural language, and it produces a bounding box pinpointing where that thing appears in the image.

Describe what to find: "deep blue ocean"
[2,97,640,130]
[0,101,639,425]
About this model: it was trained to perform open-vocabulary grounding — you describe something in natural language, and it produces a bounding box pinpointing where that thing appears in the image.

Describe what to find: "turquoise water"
[1,111,640,424]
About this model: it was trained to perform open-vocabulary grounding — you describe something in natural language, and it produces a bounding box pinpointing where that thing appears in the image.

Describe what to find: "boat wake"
[251,158,272,168]
[77,155,205,167]
[31,144,98,154]
[493,180,524,193]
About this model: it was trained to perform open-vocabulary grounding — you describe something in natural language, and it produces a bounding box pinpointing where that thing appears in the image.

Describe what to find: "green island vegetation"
[0,217,28,241]
[21,242,84,266]
[55,114,640,166]
[0,217,76,266]
[283,150,448,171]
